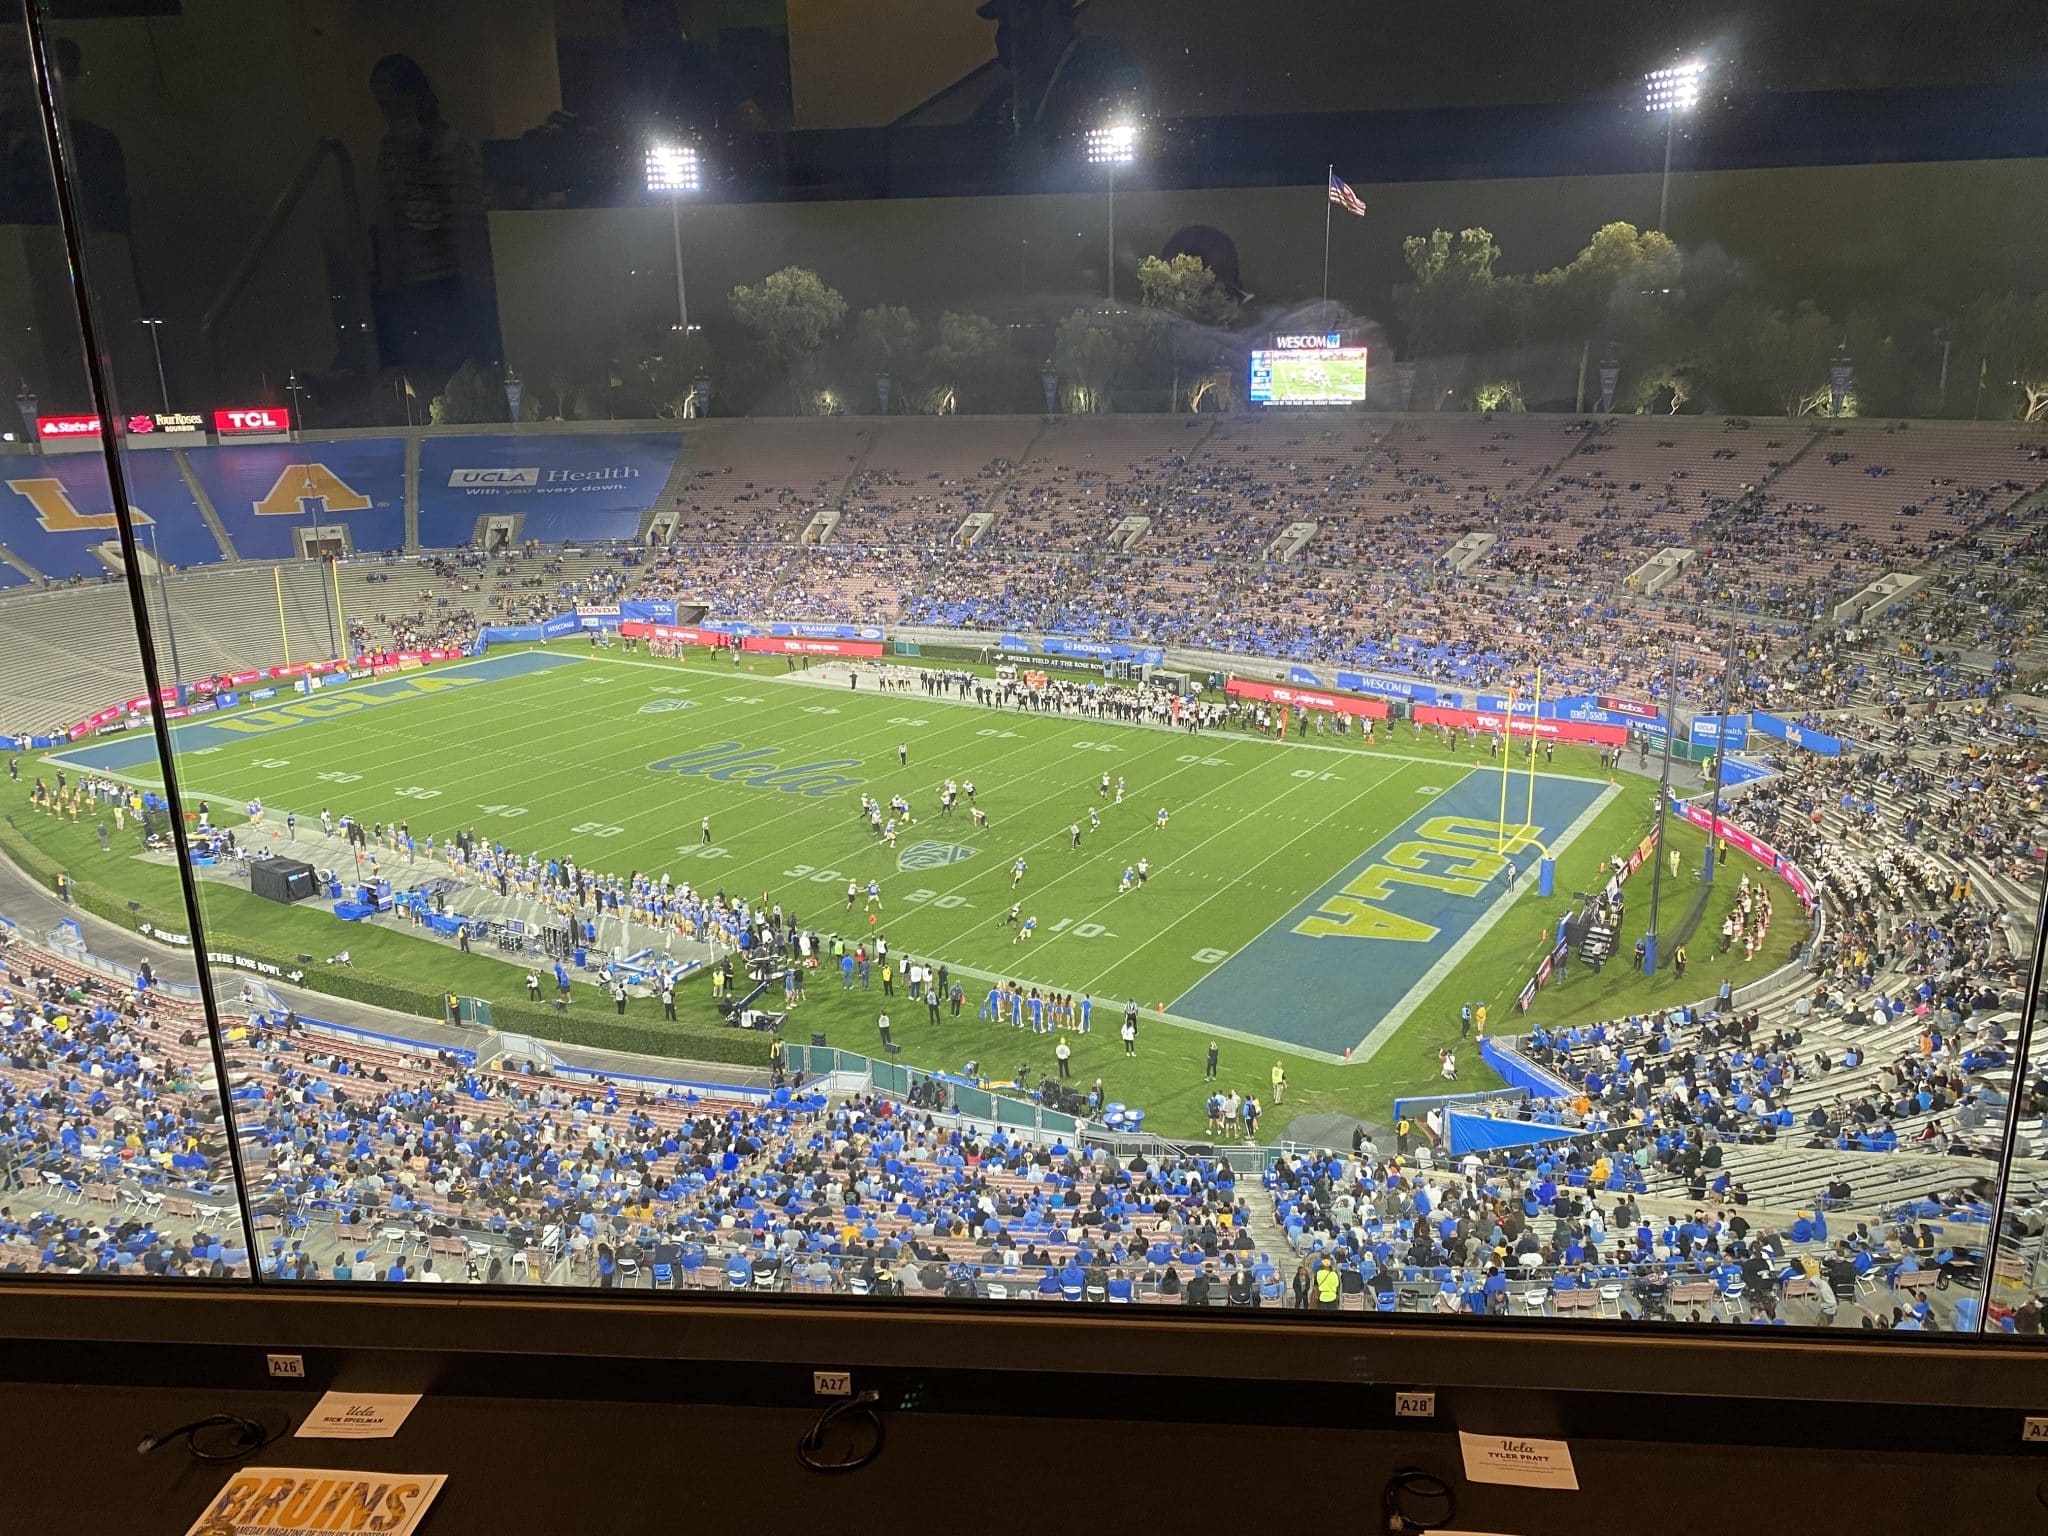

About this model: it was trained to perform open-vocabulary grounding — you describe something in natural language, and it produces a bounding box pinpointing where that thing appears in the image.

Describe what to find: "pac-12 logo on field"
[637,699,696,714]
[898,841,978,872]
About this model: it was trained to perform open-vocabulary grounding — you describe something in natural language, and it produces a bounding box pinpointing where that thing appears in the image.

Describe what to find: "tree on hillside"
[1532,222,1682,406]
[1700,299,1837,416]
[925,311,1010,413]
[1052,308,1136,413]
[429,360,508,425]
[854,305,922,411]
[1137,253,1241,411]
[730,266,848,414]
[1960,291,2048,422]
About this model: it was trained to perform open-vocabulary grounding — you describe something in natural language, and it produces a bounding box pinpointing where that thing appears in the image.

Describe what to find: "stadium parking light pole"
[646,143,702,337]
[1085,123,1139,304]
[1644,60,1705,235]
[1641,633,1679,975]
[19,0,263,1249]
[138,317,169,410]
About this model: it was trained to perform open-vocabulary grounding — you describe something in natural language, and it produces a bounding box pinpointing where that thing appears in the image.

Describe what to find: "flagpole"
[1321,164,1334,317]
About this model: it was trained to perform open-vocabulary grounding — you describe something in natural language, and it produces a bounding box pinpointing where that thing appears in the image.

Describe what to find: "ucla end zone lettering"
[649,742,863,798]
[1171,771,1607,1056]
[47,651,577,775]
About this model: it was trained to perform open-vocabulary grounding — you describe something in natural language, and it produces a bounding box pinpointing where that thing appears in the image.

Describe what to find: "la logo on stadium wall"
[5,478,155,531]
[251,464,373,516]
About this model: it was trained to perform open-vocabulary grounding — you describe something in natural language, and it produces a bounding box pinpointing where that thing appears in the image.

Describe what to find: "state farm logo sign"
[212,406,292,436]
[449,467,540,487]
[36,414,100,438]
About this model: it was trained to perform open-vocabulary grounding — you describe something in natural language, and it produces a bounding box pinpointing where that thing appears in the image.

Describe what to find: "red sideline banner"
[1414,704,1627,747]
[620,620,732,648]
[352,647,464,669]
[1225,678,1389,718]
[1675,801,1814,910]
[740,635,885,658]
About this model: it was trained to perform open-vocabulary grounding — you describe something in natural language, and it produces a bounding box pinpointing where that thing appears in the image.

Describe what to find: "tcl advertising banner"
[1225,677,1389,719]
[1412,705,1627,746]
[212,406,292,439]
[620,620,732,647]
[739,635,884,658]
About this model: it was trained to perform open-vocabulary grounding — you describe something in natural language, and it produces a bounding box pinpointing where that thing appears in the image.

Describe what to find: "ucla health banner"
[417,433,682,546]
[184,439,407,559]
[1690,713,1751,750]
[1748,711,1845,757]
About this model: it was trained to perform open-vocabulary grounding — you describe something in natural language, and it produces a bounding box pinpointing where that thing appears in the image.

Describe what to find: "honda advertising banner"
[417,433,682,546]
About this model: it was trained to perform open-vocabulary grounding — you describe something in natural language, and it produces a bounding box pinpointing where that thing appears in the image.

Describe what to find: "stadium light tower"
[1643,59,1705,234]
[1084,122,1139,303]
[645,143,703,336]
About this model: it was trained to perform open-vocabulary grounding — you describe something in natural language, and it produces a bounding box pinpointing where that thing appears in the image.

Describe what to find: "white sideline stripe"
[1347,781,1621,1065]
[927,956,1357,1065]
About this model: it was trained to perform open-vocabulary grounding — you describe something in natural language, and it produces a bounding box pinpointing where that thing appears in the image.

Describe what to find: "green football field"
[1260,354,1370,403]
[31,643,1796,1131]
[111,646,1604,1032]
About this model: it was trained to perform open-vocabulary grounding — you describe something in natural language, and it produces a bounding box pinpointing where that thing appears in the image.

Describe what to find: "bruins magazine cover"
[183,1468,447,1535]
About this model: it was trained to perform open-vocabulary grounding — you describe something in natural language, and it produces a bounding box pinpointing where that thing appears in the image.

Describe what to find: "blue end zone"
[1171,770,1607,1056]
[49,649,578,775]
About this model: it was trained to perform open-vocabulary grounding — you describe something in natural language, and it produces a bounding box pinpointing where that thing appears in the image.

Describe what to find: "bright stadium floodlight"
[645,143,702,334]
[1642,59,1707,234]
[644,142,701,194]
[1083,123,1139,166]
[1643,60,1705,115]
[1083,123,1140,302]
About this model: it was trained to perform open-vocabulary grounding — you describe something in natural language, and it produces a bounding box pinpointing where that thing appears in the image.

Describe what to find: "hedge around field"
[0,820,771,1069]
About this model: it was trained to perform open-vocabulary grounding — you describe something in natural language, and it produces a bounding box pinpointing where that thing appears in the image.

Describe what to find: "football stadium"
[4,403,2039,1326]
[0,0,2042,1355]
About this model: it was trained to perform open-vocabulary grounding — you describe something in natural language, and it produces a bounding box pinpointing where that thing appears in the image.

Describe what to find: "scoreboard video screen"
[1249,335,1369,405]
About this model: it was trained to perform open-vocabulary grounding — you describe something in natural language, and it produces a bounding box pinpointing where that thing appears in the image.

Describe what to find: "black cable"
[796,1390,885,1474]
[137,1414,276,1463]
[1382,1466,1456,1534]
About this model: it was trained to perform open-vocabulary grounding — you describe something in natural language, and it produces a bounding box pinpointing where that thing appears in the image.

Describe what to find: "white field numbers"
[477,803,527,818]
[571,821,624,838]
[677,844,731,859]
[393,785,441,800]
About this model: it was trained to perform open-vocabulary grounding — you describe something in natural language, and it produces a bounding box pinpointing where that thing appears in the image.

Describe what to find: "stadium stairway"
[167,448,238,563]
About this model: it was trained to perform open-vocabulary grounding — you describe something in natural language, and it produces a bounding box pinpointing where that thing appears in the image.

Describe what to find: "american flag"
[1328,170,1367,217]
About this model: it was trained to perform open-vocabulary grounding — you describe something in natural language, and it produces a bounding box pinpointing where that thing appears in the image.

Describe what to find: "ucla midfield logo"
[638,699,696,714]
[898,840,978,873]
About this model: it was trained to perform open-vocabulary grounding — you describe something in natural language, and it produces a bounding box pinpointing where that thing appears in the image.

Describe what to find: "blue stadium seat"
[185,440,406,559]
